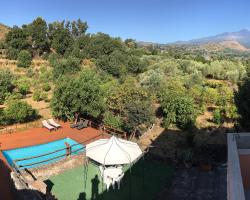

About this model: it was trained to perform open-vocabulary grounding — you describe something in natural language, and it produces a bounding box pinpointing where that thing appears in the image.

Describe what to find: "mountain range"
[173,29,250,52]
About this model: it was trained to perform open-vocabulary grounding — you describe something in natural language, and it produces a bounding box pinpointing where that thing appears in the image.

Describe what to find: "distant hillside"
[200,40,249,52]
[0,23,10,41]
[174,29,250,52]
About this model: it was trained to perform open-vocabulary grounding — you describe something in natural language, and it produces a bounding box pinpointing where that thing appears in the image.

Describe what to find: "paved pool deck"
[0,122,107,200]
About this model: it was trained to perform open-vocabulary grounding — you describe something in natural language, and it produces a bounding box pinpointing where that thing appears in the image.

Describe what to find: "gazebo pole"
[129,163,132,200]
[84,156,89,191]
[101,164,104,200]
[142,154,145,189]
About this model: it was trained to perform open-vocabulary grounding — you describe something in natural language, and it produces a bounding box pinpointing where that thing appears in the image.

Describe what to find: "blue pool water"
[2,138,85,169]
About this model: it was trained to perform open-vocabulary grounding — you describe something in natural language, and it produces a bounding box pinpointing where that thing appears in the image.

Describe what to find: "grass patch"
[45,159,174,200]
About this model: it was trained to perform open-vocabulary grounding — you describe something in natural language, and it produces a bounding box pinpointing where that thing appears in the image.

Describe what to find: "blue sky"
[1,0,250,43]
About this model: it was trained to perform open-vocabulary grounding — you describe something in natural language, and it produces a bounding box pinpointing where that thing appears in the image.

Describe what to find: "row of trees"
[5,17,88,58]
[4,17,150,78]
[51,70,154,133]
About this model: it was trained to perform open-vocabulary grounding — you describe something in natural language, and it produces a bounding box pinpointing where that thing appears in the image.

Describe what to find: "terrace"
[0,121,174,200]
[227,133,250,200]
[0,121,107,200]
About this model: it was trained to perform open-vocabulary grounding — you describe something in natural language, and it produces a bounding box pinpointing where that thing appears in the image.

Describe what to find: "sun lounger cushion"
[42,120,54,130]
[48,119,61,128]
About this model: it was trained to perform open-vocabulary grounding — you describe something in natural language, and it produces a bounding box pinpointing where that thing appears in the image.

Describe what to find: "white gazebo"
[86,135,143,165]
[83,135,145,197]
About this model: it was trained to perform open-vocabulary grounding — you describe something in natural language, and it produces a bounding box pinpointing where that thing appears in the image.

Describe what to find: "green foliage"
[51,70,105,119]
[41,92,49,102]
[184,72,204,88]
[49,22,73,55]
[4,100,38,123]
[33,90,42,101]
[0,70,14,104]
[103,111,122,129]
[224,105,238,120]
[213,109,222,124]
[96,50,147,77]
[201,87,218,105]
[161,91,196,130]
[123,100,154,133]
[50,56,81,79]
[139,68,165,93]
[127,55,148,74]
[216,85,234,106]
[39,65,53,83]
[107,80,154,133]
[27,17,49,55]
[14,77,30,95]
[96,50,127,77]
[6,48,19,60]
[42,83,51,92]
[5,26,29,59]
[17,50,32,68]
[5,92,23,104]
[84,33,124,59]
[202,60,246,82]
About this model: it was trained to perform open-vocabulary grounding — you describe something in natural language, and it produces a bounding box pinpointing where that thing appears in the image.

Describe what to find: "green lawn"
[45,159,174,200]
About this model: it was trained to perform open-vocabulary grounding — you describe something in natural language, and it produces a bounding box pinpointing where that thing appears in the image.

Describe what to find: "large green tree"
[27,17,49,55]
[5,26,29,59]
[48,21,73,55]
[107,80,154,133]
[51,70,105,119]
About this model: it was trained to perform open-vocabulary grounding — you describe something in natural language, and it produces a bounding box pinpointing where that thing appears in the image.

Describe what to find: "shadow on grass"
[45,156,174,200]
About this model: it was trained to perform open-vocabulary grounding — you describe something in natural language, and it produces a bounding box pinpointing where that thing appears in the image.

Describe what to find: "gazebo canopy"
[86,136,143,165]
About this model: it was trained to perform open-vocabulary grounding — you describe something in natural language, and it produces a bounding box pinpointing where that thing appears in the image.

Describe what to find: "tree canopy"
[51,70,105,119]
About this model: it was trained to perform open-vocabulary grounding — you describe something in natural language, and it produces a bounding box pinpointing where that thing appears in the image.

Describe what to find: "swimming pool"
[2,138,85,169]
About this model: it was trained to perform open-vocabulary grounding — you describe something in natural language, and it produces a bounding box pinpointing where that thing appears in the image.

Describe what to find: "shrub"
[17,50,32,68]
[6,48,19,60]
[0,69,14,104]
[202,60,246,82]
[41,92,49,102]
[4,100,38,123]
[5,92,23,104]
[50,56,80,79]
[161,91,196,130]
[33,90,41,101]
[213,109,222,124]
[103,111,122,129]
[42,83,51,92]
[15,77,30,95]
[202,87,218,105]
